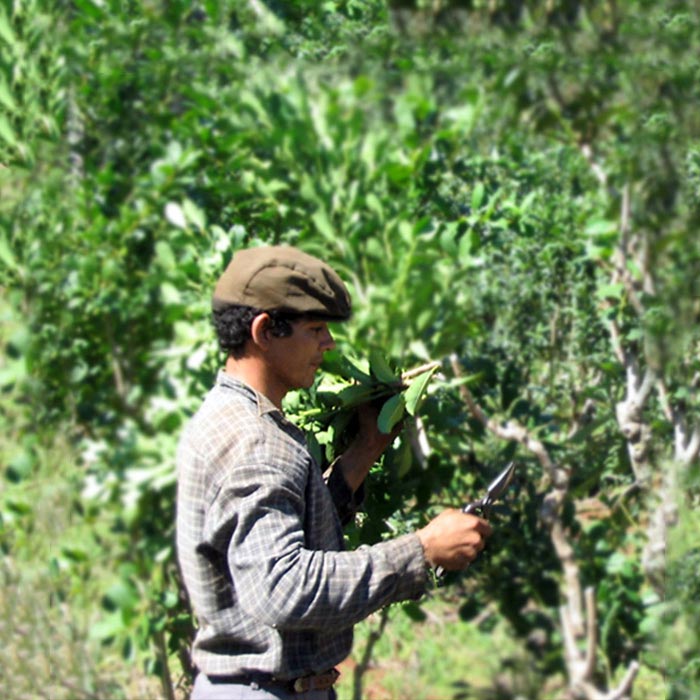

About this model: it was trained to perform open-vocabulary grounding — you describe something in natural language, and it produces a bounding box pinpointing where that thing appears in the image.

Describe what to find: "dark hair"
[212,305,299,358]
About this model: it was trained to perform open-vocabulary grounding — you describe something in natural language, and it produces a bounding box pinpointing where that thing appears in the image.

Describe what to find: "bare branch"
[654,375,675,423]
[567,398,597,440]
[449,354,557,478]
[559,604,580,670]
[615,363,654,483]
[407,415,431,468]
[681,426,700,464]
[606,661,640,700]
[581,144,608,188]
[602,308,626,365]
[551,521,584,636]
[619,184,631,248]
[655,375,700,465]
[402,361,442,381]
[583,587,597,679]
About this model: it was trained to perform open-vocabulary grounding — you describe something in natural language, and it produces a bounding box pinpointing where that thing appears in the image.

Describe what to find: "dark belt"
[208,668,340,694]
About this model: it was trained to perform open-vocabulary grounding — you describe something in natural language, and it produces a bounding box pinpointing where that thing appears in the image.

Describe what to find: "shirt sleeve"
[203,452,427,633]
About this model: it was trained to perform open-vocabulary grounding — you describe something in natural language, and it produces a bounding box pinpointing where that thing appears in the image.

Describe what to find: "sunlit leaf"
[0,234,18,271]
[471,182,485,210]
[164,202,187,229]
[0,7,16,47]
[0,115,17,147]
[183,199,206,231]
[404,365,438,416]
[0,76,16,112]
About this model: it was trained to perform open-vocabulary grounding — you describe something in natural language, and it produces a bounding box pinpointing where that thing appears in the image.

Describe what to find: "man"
[176,245,492,700]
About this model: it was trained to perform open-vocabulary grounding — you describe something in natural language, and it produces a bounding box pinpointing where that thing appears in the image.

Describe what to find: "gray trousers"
[191,673,338,700]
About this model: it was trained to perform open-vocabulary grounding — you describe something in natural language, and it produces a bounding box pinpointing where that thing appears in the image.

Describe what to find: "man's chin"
[301,368,320,389]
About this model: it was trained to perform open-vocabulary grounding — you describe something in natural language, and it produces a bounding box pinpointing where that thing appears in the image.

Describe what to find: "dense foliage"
[2,1,699,698]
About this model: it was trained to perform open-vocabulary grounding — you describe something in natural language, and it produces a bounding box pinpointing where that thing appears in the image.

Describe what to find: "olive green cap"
[212,245,352,320]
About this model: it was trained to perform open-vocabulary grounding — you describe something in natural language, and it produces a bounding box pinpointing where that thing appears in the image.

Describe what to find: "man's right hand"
[416,509,493,571]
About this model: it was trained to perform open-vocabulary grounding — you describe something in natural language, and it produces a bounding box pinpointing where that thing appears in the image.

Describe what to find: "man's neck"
[224,355,285,409]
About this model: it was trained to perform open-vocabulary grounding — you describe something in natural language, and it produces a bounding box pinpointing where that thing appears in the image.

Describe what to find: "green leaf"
[162,590,179,610]
[458,230,473,261]
[0,75,16,112]
[0,7,16,47]
[606,552,635,577]
[337,383,374,407]
[596,283,625,300]
[471,182,485,210]
[183,199,206,231]
[402,600,427,622]
[404,365,438,416]
[338,354,372,383]
[377,393,406,434]
[585,219,618,239]
[90,612,125,641]
[366,193,384,221]
[6,448,36,482]
[369,349,399,384]
[0,114,17,148]
[72,0,105,19]
[103,580,139,612]
[3,496,32,515]
[0,233,18,272]
[60,545,89,562]
[155,240,176,270]
[311,207,336,241]
[164,202,187,229]
[396,438,413,478]
[160,282,181,306]
[306,431,324,466]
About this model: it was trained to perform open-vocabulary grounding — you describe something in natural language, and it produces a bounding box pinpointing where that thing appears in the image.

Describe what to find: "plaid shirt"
[176,371,427,680]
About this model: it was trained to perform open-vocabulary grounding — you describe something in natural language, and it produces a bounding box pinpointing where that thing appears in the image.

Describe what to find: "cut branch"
[402,360,442,381]
[407,415,431,468]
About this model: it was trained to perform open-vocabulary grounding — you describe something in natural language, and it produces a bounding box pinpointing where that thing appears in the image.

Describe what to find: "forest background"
[1,1,699,699]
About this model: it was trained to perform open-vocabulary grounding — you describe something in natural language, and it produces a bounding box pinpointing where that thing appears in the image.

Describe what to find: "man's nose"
[321,328,336,351]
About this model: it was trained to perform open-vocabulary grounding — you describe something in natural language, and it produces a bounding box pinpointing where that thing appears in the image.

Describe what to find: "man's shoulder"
[182,381,303,459]
[186,383,263,442]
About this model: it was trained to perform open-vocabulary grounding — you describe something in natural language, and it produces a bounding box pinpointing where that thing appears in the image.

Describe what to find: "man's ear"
[250,313,272,349]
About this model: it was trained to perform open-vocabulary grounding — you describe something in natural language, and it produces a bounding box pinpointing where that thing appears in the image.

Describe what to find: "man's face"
[265,317,336,394]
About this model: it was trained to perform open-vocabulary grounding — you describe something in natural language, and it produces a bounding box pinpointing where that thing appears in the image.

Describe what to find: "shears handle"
[461,501,483,516]
[434,501,485,579]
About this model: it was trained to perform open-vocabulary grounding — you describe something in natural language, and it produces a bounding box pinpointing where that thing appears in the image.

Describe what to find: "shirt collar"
[215,370,282,418]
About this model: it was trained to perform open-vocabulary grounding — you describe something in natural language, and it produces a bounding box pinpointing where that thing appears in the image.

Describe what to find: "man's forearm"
[335,437,384,492]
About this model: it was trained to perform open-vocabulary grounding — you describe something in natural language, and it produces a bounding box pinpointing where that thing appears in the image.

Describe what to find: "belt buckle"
[292,668,340,693]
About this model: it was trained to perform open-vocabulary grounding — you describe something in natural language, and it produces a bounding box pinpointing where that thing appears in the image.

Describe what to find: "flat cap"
[212,245,352,320]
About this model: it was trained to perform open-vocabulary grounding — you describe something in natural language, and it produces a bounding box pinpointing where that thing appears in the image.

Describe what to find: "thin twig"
[402,360,441,381]
[352,608,391,700]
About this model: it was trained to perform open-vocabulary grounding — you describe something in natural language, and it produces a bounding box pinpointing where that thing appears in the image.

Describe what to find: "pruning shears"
[436,461,516,579]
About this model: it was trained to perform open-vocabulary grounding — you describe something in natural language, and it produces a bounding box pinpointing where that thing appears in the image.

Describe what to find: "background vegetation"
[2,1,699,698]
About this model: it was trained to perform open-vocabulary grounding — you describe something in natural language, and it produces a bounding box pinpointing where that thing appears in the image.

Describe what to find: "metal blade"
[485,461,516,501]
